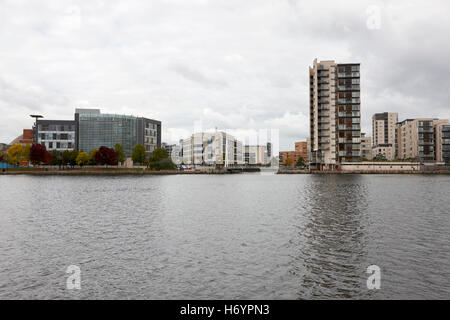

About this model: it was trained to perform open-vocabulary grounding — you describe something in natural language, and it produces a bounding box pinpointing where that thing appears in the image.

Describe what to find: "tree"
[285,157,293,167]
[69,150,78,167]
[296,156,305,168]
[7,144,24,165]
[30,144,50,165]
[114,143,126,165]
[76,151,89,167]
[22,144,31,163]
[148,147,176,170]
[51,150,61,166]
[95,146,118,166]
[132,144,146,165]
[89,148,99,165]
[62,150,71,167]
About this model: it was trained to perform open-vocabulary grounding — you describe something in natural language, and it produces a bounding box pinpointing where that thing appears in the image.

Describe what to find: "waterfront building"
[396,118,439,162]
[75,109,161,158]
[309,59,361,170]
[372,112,398,160]
[295,141,307,159]
[434,121,450,164]
[244,145,270,165]
[179,131,243,167]
[279,151,305,168]
[35,120,76,152]
[360,133,373,160]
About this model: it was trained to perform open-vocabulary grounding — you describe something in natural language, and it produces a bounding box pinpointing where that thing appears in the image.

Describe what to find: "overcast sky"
[1,0,449,150]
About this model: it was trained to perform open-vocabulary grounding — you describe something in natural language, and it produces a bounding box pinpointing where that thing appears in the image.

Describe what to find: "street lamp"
[30,115,43,143]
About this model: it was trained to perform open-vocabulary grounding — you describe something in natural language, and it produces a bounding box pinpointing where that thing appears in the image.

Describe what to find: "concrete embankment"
[277,170,450,174]
[0,168,261,176]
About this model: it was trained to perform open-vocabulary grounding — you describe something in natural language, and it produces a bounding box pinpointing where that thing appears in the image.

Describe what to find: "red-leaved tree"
[30,144,50,165]
[95,146,118,166]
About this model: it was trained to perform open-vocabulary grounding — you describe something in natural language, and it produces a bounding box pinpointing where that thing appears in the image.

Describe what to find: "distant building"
[295,141,307,159]
[360,133,373,160]
[179,131,243,167]
[244,145,269,165]
[0,143,9,151]
[279,151,304,167]
[371,112,397,161]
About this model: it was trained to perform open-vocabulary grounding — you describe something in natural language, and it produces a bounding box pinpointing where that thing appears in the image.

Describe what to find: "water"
[0,174,449,299]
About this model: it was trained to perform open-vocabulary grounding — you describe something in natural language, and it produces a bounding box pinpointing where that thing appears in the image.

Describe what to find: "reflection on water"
[0,174,449,299]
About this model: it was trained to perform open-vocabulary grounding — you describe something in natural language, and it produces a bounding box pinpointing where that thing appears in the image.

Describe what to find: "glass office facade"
[76,111,161,157]
[77,113,138,157]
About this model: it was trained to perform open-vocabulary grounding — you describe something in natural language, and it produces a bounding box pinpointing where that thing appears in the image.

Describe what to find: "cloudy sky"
[1,0,449,150]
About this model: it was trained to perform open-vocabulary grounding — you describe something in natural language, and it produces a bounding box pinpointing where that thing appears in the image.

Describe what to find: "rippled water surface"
[0,174,449,299]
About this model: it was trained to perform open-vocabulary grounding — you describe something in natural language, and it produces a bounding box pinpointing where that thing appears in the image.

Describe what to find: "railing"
[338,72,360,78]
[338,98,360,104]
[338,112,360,117]
[338,85,360,91]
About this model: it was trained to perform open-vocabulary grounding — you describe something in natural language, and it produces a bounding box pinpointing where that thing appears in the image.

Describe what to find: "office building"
[309,59,361,170]
[75,109,161,157]
[179,131,243,166]
[35,120,76,152]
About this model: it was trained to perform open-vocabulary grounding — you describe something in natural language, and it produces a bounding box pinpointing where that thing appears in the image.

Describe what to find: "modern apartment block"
[434,120,450,164]
[34,120,76,152]
[441,125,450,165]
[245,144,270,165]
[75,109,161,157]
[396,119,436,162]
[179,131,244,167]
[360,133,372,160]
[372,112,398,160]
[309,59,361,170]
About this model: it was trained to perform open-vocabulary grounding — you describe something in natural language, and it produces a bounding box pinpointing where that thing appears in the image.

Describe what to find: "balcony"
[338,125,360,131]
[339,151,360,157]
[338,72,360,78]
[419,128,433,133]
[338,112,360,117]
[338,98,360,104]
[318,80,329,84]
[318,99,330,104]
[338,85,360,91]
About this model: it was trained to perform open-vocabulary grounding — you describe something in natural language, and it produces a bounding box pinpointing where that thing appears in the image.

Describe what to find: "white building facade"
[180,132,244,166]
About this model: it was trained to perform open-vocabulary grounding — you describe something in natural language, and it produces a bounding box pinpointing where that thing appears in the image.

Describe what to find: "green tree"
[148,147,176,170]
[76,151,89,167]
[114,143,126,165]
[51,150,60,166]
[69,149,78,167]
[62,150,71,167]
[132,144,146,165]
[89,148,99,165]
[295,156,305,168]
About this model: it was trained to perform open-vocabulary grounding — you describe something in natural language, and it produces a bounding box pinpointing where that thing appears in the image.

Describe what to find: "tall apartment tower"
[372,113,398,146]
[372,112,398,160]
[309,59,361,170]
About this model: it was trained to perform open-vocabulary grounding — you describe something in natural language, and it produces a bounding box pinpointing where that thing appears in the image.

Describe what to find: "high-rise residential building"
[360,133,372,160]
[372,112,398,160]
[179,131,243,167]
[75,109,161,158]
[434,120,450,164]
[309,59,361,170]
[396,119,437,162]
[372,112,398,146]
